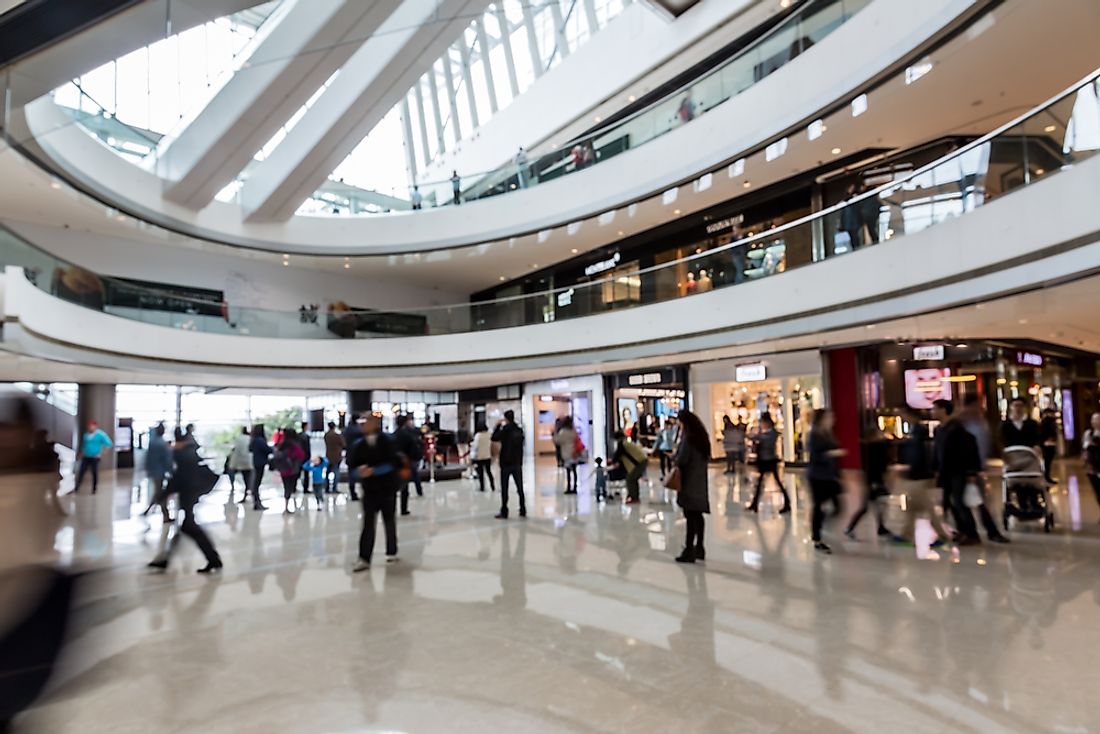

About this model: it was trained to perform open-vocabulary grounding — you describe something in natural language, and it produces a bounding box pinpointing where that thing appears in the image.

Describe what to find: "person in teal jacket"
[74,420,112,494]
[308,456,329,511]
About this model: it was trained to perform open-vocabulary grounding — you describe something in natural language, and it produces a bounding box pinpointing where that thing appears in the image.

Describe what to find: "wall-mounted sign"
[912,345,945,360]
[705,214,744,234]
[584,252,621,277]
[735,363,767,382]
[1016,351,1044,367]
[556,288,575,307]
[627,372,664,386]
[550,380,570,391]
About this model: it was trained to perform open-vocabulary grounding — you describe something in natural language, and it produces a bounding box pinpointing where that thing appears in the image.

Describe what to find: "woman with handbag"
[553,417,580,494]
[672,410,711,564]
[148,428,223,573]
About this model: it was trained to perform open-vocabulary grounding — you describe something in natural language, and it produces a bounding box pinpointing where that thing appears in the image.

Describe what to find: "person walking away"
[1000,398,1041,448]
[472,422,495,492]
[610,431,648,505]
[410,185,423,210]
[248,425,271,511]
[898,410,952,545]
[492,410,526,518]
[394,415,425,516]
[228,426,253,504]
[839,183,865,252]
[274,428,306,514]
[593,457,608,501]
[142,423,173,521]
[349,416,402,571]
[554,416,580,493]
[721,416,745,474]
[308,456,328,511]
[932,399,981,545]
[845,428,895,540]
[1040,409,1059,483]
[324,422,345,494]
[148,429,222,573]
[807,409,844,554]
[673,411,711,563]
[343,415,364,500]
[451,171,461,205]
[1083,412,1100,524]
[958,396,1010,543]
[73,420,112,494]
[655,417,679,479]
[747,414,790,513]
[297,422,312,495]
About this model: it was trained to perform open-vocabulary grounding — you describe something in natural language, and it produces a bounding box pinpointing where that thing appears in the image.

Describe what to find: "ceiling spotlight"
[831,147,842,155]
[628,95,636,102]
[673,209,681,215]
[49,181,61,190]
[570,248,578,254]
[594,115,602,123]
[742,181,751,188]
[617,231,624,236]
[1044,124,1056,132]
[499,276,506,281]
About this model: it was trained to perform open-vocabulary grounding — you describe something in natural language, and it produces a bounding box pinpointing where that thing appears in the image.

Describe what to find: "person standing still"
[297,422,312,495]
[323,422,345,494]
[394,415,424,516]
[73,420,112,494]
[1000,398,1041,448]
[248,425,271,511]
[1040,409,1059,483]
[350,416,402,571]
[493,410,526,519]
[343,415,364,501]
[1082,413,1100,523]
[451,171,461,206]
[410,185,423,210]
[673,411,711,563]
[472,422,495,492]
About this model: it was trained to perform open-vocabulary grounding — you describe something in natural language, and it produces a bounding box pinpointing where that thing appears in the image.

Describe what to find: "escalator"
[0,0,141,68]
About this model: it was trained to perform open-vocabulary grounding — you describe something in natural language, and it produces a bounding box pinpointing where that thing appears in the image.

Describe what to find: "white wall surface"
[17,0,976,253]
[5,153,1099,379]
[5,220,464,311]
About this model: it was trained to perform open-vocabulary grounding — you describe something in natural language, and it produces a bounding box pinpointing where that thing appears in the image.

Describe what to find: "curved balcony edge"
[3,152,1099,379]
[11,0,978,255]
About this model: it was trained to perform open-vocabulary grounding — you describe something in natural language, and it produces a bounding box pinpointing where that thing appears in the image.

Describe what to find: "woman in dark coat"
[674,410,711,564]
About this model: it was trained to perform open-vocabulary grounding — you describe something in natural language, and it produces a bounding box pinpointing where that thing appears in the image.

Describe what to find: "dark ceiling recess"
[0,0,143,68]
[644,0,705,19]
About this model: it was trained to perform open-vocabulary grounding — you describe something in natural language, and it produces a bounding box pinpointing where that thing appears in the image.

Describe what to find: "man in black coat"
[348,416,402,571]
[342,414,364,500]
[932,400,981,544]
[393,415,425,515]
[1000,398,1041,449]
[492,410,526,519]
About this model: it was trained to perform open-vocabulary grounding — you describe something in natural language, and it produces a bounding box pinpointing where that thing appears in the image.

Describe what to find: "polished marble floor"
[15,458,1100,733]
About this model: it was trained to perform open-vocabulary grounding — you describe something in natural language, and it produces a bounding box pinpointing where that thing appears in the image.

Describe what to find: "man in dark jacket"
[297,421,312,494]
[343,414,364,500]
[932,399,981,544]
[492,410,526,519]
[348,416,402,571]
[1000,398,1041,449]
[393,415,425,515]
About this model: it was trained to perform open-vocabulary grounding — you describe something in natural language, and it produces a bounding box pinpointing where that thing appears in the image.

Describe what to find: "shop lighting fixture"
[1044,124,1057,132]
[673,209,681,215]
[628,95,636,102]
[944,375,977,383]
[742,181,752,189]
[50,181,61,190]
[831,147,842,155]
[1035,168,1045,175]
[499,276,506,281]
[570,248,579,254]
[594,116,602,123]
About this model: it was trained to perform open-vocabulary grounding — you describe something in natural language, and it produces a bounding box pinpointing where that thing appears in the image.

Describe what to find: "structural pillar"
[825,349,862,471]
[521,1,543,78]
[474,17,498,113]
[441,51,463,144]
[493,4,520,96]
[77,383,117,470]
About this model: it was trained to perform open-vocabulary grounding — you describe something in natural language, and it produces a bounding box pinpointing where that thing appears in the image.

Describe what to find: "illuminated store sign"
[628,372,664,386]
[1016,351,1044,366]
[705,214,744,234]
[912,345,945,360]
[557,288,574,307]
[735,363,767,382]
[584,252,621,277]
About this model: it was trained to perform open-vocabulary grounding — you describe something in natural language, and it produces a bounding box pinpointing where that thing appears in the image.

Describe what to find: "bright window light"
[765,137,788,161]
[728,158,745,177]
[807,119,824,140]
[852,93,868,117]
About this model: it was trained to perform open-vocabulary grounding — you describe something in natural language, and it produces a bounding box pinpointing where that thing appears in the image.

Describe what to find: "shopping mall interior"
[2,0,1100,731]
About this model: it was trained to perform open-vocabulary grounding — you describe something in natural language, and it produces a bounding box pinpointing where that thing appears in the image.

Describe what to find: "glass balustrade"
[2,70,1097,341]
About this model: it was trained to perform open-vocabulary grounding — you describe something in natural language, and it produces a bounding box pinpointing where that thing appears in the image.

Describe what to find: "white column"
[521,1,543,78]
[412,79,432,169]
[426,63,447,154]
[457,37,480,128]
[493,3,520,96]
[549,0,570,61]
[441,49,463,144]
[400,96,418,182]
[473,17,498,113]
[583,0,600,35]
[782,378,796,462]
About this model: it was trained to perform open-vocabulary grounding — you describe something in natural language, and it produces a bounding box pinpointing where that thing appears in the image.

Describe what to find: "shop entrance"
[706,376,822,463]
[534,392,593,465]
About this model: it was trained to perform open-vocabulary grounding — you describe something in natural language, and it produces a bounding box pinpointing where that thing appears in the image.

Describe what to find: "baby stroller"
[1001,445,1054,532]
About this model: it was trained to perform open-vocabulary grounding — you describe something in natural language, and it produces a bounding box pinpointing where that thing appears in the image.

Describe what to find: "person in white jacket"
[471,423,495,492]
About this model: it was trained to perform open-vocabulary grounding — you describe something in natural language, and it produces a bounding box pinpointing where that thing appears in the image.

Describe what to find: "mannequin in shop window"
[685,272,698,295]
[697,269,713,293]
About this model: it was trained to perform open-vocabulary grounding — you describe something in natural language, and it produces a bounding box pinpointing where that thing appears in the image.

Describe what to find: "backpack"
[271,448,299,474]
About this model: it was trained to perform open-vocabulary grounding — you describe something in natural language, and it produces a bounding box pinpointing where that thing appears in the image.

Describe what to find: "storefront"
[368,389,459,434]
[603,367,687,450]
[522,375,607,465]
[457,385,523,442]
[690,351,824,463]
[844,340,1084,458]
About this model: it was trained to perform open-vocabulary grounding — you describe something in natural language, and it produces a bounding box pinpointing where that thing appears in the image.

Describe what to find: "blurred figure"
[721,415,745,474]
[553,416,579,494]
[0,397,74,729]
[471,422,495,492]
[248,425,271,511]
[73,419,112,494]
[1000,397,1040,448]
[654,416,679,479]
[323,421,345,494]
[394,415,424,516]
[227,426,252,500]
[932,399,981,545]
[898,409,951,545]
[410,185,423,210]
[958,396,1010,544]
[297,421,312,495]
[275,428,306,515]
[343,414,364,500]
[677,92,696,123]
[747,413,790,514]
[148,428,223,573]
[610,430,647,506]
[807,409,844,554]
[1040,409,1059,483]
[451,171,461,205]
[514,146,529,189]
[142,422,173,522]
[349,416,402,571]
[1082,413,1100,523]
[308,455,328,511]
[845,427,894,541]
[493,410,527,518]
[593,457,608,501]
[673,411,711,563]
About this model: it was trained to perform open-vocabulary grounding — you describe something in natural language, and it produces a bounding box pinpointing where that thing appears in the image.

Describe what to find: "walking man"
[349,416,402,571]
[493,410,526,519]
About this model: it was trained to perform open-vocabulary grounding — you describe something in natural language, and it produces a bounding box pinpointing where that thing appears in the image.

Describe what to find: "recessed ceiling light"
[617,231,624,236]
[831,147,842,155]
[628,95,636,102]
[499,276,506,281]
[742,181,751,188]
[673,209,681,215]
[570,248,578,254]
[282,261,289,267]
[594,116,602,123]
[530,263,538,269]
[1044,124,1056,132]
[1035,168,1045,175]
[49,181,61,190]
[343,263,350,269]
